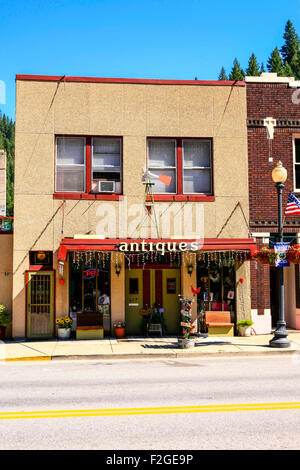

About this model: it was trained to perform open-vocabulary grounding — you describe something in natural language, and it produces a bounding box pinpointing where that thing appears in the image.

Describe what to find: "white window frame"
[55,137,86,193]
[182,139,212,195]
[293,137,300,192]
[147,138,177,194]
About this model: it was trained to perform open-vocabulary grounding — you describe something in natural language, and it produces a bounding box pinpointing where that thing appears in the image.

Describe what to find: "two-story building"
[246,72,300,332]
[13,74,255,339]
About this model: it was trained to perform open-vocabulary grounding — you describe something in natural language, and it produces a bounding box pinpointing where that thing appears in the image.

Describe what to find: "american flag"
[285,191,300,216]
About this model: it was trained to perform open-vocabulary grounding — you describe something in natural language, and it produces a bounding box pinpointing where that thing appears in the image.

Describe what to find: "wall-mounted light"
[115,263,121,276]
[187,264,194,277]
[37,251,46,261]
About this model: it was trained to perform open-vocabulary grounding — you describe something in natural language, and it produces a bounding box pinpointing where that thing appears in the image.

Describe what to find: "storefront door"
[27,271,54,338]
[125,268,180,335]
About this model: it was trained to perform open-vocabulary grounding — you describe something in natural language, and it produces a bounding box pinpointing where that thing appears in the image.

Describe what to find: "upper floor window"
[91,138,122,194]
[55,136,122,195]
[294,138,300,191]
[147,138,212,195]
[56,137,85,192]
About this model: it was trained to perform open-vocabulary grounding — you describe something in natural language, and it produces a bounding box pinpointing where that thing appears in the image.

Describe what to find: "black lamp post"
[269,161,290,348]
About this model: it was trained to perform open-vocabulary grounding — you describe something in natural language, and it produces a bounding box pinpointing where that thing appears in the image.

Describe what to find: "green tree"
[246,53,260,76]
[218,66,228,80]
[267,47,285,76]
[0,111,15,216]
[260,62,265,74]
[281,20,300,78]
[283,62,294,77]
[229,58,245,81]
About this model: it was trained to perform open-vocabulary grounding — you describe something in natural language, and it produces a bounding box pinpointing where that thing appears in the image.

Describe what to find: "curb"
[2,349,299,362]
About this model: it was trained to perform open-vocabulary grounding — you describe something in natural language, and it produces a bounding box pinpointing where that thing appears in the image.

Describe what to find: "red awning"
[57,238,257,261]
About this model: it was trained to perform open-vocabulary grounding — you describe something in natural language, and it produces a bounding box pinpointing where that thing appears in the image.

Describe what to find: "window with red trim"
[146,138,212,195]
[55,136,122,196]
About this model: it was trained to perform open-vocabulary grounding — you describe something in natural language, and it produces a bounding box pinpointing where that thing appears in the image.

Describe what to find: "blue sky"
[1,0,300,119]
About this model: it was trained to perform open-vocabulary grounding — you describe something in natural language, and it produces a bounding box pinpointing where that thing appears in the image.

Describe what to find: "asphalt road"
[1,355,300,450]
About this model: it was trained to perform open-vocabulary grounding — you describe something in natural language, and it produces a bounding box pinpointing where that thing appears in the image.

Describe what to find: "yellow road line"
[4,356,51,362]
[1,403,300,420]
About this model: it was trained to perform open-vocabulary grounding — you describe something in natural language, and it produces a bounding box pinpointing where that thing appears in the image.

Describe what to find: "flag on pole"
[285,191,300,216]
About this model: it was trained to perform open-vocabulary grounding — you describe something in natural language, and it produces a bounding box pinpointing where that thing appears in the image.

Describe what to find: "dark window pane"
[296,166,300,189]
[296,140,300,163]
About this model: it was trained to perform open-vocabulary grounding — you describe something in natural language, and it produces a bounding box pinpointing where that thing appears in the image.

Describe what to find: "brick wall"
[247,81,300,315]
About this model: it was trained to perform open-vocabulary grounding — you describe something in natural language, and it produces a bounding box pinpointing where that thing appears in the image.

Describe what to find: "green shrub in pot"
[236,319,254,328]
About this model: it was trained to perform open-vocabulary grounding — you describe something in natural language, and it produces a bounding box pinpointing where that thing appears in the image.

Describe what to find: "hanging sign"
[274,242,290,267]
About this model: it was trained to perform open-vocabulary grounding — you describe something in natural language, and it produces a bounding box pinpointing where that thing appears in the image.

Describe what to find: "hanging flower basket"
[252,248,276,266]
[286,246,300,264]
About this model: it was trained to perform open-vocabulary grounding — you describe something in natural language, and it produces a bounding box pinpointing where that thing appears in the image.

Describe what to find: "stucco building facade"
[13,74,255,339]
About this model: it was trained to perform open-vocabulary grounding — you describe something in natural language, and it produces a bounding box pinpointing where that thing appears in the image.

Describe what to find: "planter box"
[178,338,195,349]
[57,328,71,339]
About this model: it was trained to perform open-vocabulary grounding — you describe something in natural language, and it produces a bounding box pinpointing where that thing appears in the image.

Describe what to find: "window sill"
[146,195,215,202]
[53,193,124,201]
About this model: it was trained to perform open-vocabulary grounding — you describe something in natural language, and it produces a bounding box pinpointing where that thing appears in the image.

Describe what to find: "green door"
[27,271,54,338]
[125,269,144,335]
[125,268,181,335]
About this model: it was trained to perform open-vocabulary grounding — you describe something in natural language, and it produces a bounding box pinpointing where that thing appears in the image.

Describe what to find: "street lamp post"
[269,161,290,348]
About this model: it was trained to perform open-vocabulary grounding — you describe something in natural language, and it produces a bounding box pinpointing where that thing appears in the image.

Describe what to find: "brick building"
[246,73,300,332]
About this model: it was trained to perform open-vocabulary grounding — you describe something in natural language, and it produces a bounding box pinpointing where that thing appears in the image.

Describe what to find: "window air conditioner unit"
[98,181,116,193]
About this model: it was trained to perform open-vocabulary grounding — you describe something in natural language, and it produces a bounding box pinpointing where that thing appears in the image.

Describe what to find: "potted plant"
[178,297,195,349]
[0,305,10,341]
[56,316,73,339]
[113,321,125,338]
[237,319,254,337]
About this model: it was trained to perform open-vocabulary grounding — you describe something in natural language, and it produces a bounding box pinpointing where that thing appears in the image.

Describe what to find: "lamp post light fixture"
[187,264,194,277]
[115,263,121,276]
[269,161,290,348]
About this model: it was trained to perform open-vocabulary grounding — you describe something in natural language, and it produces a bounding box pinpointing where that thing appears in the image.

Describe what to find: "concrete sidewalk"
[1,333,300,361]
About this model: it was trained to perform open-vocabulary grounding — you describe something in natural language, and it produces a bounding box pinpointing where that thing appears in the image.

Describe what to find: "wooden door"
[27,271,54,338]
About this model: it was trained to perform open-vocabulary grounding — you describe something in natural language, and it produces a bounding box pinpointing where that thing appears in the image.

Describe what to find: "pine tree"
[267,47,285,76]
[229,58,245,81]
[283,62,294,77]
[281,20,300,78]
[0,111,15,216]
[260,62,265,74]
[246,53,260,76]
[218,67,228,80]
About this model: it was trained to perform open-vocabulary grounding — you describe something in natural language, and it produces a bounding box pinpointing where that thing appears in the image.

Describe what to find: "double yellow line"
[0,403,300,420]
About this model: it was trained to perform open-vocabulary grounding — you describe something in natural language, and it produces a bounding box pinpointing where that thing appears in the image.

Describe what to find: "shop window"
[295,265,300,308]
[197,259,236,332]
[147,138,212,195]
[56,137,85,192]
[294,139,300,192]
[91,138,122,194]
[69,253,110,313]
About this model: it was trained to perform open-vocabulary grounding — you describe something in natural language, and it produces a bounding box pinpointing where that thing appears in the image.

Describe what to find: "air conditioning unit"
[98,181,116,193]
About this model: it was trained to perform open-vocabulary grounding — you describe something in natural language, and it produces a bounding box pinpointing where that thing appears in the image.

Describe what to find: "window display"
[69,252,111,334]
